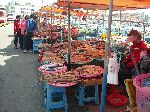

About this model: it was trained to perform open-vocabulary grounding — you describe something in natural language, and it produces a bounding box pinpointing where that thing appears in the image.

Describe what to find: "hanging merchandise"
[62,11,67,15]
[107,53,119,85]
[82,15,87,21]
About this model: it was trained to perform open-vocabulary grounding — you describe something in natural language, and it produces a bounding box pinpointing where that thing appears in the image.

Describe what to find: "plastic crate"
[133,73,150,112]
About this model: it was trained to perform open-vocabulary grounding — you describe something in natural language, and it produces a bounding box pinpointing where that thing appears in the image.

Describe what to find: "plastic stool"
[33,39,43,53]
[44,82,68,112]
[75,84,99,106]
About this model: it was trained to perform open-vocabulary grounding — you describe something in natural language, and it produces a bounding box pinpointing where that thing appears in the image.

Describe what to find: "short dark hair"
[30,14,34,18]
[30,14,37,19]
[137,34,142,40]
[147,48,150,56]
[16,15,21,19]
[25,15,29,20]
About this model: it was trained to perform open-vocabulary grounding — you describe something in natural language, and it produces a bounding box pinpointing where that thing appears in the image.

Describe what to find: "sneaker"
[28,50,32,53]
[14,46,18,49]
[20,47,23,50]
[23,50,27,53]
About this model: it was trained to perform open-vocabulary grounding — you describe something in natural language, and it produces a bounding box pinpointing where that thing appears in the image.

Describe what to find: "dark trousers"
[14,30,23,48]
[19,34,24,49]
[24,32,33,50]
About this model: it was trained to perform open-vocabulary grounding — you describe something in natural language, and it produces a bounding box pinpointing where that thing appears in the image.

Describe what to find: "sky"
[1,0,57,6]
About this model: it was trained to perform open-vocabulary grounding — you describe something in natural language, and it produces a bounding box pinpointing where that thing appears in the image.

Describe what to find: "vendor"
[139,48,150,74]
[125,30,148,78]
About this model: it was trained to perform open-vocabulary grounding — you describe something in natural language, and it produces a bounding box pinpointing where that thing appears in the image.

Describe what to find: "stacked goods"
[80,77,103,86]
[81,48,105,59]
[70,54,91,64]
[74,65,103,78]
[42,71,80,87]
[38,63,67,74]
[42,52,65,64]
[39,40,105,64]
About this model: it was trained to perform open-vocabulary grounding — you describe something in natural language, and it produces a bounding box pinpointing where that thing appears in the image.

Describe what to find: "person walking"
[14,15,21,49]
[20,15,29,50]
[24,14,37,53]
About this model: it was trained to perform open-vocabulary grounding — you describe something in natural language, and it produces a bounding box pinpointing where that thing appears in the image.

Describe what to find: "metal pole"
[97,26,99,38]
[51,6,53,46]
[103,11,105,30]
[46,9,48,43]
[143,23,145,41]
[85,10,88,39]
[67,0,71,70]
[119,11,121,35]
[38,15,41,33]
[143,15,146,41]
[100,0,113,112]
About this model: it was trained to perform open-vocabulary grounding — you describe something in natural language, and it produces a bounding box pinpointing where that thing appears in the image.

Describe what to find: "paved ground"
[0,23,127,112]
[0,23,44,112]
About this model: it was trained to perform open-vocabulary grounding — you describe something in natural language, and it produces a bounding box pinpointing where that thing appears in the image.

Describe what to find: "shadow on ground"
[8,35,15,38]
[0,40,44,112]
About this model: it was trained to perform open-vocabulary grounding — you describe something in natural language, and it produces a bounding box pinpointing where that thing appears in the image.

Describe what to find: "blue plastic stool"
[33,39,43,53]
[75,84,99,106]
[44,82,68,112]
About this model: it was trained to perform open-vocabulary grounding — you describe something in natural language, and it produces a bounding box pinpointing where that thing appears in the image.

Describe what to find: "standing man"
[24,14,37,53]
[14,15,21,49]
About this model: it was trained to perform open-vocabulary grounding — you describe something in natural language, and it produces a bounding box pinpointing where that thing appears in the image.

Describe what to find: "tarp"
[40,5,99,16]
[57,0,150,10]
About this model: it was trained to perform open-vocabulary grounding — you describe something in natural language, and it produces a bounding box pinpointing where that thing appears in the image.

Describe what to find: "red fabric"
[14,19,21,33]
[125,41,148,68]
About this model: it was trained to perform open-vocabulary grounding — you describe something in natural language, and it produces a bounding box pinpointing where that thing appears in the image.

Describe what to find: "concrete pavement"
[0,23,44,112]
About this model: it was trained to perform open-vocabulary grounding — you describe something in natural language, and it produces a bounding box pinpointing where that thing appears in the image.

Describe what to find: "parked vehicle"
[7,13,15,21]
[0,8,7,23]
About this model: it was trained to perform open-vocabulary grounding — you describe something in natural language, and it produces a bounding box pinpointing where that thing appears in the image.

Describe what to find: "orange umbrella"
[70,0,150,7]
[57,0,150,9]
[40,5,99,16]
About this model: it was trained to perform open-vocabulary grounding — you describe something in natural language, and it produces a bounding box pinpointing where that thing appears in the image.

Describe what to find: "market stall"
[31,0,150,112]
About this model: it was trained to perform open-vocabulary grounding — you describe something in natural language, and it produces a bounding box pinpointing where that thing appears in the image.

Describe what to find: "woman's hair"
[137,34,142,40]
[16,15,21,19]
[128,30,142,40]
[147,48,150,56]
[25,15,29,20]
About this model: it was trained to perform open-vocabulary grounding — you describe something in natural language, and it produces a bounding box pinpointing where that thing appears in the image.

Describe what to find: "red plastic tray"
[107,94,128,106]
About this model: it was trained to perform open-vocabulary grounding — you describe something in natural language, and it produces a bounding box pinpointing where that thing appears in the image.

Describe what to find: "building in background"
[0,7,7,23]
[6,0,35,18]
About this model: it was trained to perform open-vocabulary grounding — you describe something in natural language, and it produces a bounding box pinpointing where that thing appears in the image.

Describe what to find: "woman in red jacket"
[125,30,148,78]
[14,15,21,49]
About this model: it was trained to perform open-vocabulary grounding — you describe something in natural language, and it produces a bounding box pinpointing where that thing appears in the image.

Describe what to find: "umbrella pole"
[46,10,48,43]
[51,6,53,46]
[85,10,88,39]
[143,22,145,41]
[119,11,122,35]
[97,26,99,38]
[67,0,71,70]
[38,15,41,33]
[103,11,105,31]
[100,0,113,112]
